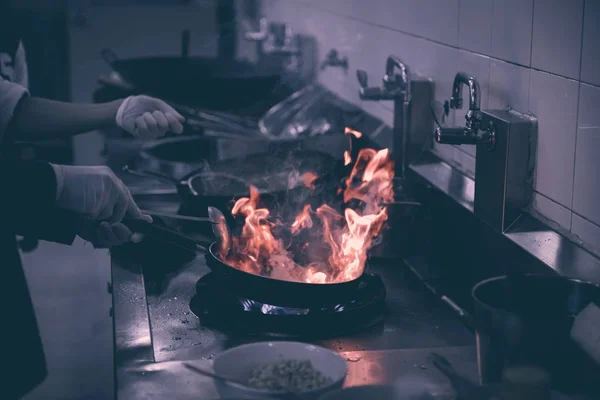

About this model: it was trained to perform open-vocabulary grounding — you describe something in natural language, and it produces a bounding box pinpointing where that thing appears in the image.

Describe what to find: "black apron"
[2,228,48,399]
[1,8,48,399]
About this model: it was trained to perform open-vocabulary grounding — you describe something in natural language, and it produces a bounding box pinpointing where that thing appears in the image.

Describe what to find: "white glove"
[76,219,145,248]
[51,164,152,248]
[115,95,185,138]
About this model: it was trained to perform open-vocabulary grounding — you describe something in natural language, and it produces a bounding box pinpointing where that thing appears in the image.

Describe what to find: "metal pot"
[442,274,600,396]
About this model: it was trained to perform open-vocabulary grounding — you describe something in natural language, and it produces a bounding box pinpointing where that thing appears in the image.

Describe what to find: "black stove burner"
[189,273,386,338]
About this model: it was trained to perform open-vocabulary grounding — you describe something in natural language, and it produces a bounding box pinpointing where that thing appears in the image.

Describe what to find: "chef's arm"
[0,160,78,245]
[6,96,124,141]
[1,75,123,142]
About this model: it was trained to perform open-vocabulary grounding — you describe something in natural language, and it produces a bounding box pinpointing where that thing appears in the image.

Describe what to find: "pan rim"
[471,273,600,314]
[207,242,363,286]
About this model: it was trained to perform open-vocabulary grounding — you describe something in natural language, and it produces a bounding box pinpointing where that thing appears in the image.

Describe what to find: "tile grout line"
[529,0,535,67]
[527,0,535,111]
[457,0,461,49]
[534,190,600,231]
[569,0,587,231]
[304,2,598,88]
[489,0,495,60]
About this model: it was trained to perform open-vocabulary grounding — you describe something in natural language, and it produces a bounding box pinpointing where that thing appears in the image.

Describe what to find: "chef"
[1,6,187,399]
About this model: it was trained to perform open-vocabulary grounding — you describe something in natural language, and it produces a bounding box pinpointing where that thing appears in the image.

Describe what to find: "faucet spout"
[384,56,411,101]
[450,72,480,111]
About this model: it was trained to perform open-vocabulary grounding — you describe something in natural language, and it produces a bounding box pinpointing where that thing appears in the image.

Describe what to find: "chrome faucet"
[245,17,300,56]
[357,55,411,177]
[320,49,349,71]
[435,72,495,149]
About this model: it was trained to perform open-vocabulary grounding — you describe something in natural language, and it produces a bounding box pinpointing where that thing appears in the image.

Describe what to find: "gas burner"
[189,273,386,338]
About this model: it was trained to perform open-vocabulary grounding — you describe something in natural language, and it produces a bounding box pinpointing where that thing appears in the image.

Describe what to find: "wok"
[100,48,283,111]
[122,218,363,309]
[441,274,600,396]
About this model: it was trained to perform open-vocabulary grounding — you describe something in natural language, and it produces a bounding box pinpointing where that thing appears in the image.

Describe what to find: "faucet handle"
[356,69,369,88]
[245,17,268,41]
[449,96,463,110]
[435,127,472,145]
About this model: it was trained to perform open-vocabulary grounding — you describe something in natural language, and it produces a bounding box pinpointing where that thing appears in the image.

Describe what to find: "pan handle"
[440,295,476,332]
[100,48,119,66]
[122,165,181,186]
[122,218,208,252]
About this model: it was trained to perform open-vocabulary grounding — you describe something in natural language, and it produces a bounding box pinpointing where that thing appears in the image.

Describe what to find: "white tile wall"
[489,59,530,112]
[258,0,600,252]
[573,84,600,227]
[528,70,579,208]
[531,0,584,79]
[458,0,493,55]
[490,0,534,66]
[532,192,572,229]
[572,214,600,254]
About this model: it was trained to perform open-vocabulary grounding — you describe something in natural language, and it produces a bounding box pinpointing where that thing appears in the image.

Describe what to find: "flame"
[344,127,363,138]
[224,128,395,284]
[343,151,352,166]
[291,205,313,234]
[302,171,318,190]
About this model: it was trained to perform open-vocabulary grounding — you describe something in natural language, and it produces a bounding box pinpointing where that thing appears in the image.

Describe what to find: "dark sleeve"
[0,160,78,245]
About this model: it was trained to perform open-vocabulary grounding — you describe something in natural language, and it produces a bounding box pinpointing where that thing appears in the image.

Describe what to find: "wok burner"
[189,273,386,338]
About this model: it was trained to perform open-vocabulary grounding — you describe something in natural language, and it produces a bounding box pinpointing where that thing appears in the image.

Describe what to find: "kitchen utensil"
[100,48,283,111]
[119,215,365,308]
[204,242,363,308]
[440,274,600,396]
[97,75,261,137]
[123,164,252,220]
[183,363,305,400]
[122,217,207,253]
[259,84,344,141]
[124,148,342,222]
[208,206,232,259]
[429,352,489,399]
[139,210,215,224]
[211,342,346,399]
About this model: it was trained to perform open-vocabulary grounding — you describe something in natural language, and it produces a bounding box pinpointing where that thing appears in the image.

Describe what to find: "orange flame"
[302,171,318,190]
[224,128,395,283]
[343,151,352,166]
[344,127,363,138]
[291,204,313,234]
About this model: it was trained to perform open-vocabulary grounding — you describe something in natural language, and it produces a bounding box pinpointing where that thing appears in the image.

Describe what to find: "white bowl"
[318,385,400,400]
[212,341,347,398]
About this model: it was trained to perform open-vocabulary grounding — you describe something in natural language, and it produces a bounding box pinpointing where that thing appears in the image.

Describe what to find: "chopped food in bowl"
[212,341,347,398]
[248,359,333,392]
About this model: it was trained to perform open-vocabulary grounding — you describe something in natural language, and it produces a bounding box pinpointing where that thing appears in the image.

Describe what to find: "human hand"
[115,95,185,138]
[76,219,145,249]
[51,164,151,247]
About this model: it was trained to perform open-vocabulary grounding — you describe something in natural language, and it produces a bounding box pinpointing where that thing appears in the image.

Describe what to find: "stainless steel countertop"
[112,250,477,399]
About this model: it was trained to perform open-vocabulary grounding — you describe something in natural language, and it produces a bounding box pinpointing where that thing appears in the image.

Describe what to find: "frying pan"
[100,48,283,111]
[124,148,343,217]
[122,217,363,308]
[123,164,252,222]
